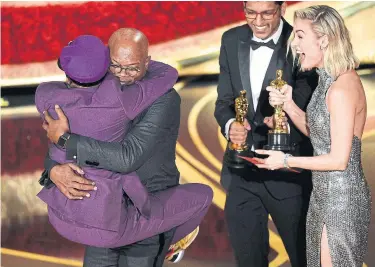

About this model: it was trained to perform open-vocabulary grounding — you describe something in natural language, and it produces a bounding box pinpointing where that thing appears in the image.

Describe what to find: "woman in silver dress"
[253,5,371,267]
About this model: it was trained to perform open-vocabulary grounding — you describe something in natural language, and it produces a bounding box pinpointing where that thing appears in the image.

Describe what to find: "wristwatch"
[57,132,71,149]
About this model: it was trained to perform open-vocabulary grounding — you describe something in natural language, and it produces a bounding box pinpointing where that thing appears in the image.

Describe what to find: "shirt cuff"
[66,133,79,161]
[38,170,56,189]
[225,118,236,140]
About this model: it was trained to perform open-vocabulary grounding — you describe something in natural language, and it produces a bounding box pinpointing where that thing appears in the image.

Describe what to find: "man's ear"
[280,2,287,17]
[145,56,151,70]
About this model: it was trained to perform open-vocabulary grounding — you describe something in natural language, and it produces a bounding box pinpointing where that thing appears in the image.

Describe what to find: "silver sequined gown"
[305,68,372,267]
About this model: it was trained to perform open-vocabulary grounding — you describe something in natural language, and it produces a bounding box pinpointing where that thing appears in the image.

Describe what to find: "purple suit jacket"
[35,61,178,236]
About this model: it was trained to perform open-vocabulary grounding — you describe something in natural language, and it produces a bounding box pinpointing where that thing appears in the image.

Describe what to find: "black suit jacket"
[42,89,181,193]
[214,19,318,199]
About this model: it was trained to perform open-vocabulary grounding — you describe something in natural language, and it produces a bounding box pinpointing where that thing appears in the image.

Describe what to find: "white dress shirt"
[225,20,284,149]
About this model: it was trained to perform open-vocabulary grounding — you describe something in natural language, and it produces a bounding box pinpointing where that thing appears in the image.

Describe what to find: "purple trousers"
[48,183,213,247]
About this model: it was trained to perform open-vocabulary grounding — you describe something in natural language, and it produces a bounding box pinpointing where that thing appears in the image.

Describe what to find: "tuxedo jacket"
[215,19,319,199]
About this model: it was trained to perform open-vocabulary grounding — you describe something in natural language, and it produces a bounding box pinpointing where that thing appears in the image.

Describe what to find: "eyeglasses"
[110,63,141,77]
[244,6,279,20]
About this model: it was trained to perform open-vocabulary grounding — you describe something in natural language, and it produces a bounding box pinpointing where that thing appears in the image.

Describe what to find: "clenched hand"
[229,119,251,145]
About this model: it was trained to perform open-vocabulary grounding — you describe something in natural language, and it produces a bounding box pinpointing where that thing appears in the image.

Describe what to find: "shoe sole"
[181,226,199,250]
[166,226,200,262]
[170,250,185,263]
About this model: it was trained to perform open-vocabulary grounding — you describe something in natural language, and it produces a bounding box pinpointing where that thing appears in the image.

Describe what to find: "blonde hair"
[293,5,359,79]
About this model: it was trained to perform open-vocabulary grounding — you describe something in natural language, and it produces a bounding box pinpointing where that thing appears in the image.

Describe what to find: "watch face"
[58,135,67,148]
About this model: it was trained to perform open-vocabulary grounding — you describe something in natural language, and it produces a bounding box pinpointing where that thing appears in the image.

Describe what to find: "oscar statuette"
[263,69,292,152]
[223,90,250,169]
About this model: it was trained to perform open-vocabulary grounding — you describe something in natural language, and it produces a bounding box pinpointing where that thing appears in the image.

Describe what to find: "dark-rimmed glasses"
[110,63,141,77]
[244,6,280,20]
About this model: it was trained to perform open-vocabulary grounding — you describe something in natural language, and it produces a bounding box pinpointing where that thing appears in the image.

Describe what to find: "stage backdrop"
[1,2,375,267]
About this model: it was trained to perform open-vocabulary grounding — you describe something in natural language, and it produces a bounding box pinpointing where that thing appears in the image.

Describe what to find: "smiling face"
[244,1,286,40]
[291,18,326,70]
[291,5,358,79]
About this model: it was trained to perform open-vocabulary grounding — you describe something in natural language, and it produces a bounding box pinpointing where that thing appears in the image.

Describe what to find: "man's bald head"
[108,28,149,57]
[108,28,150,85]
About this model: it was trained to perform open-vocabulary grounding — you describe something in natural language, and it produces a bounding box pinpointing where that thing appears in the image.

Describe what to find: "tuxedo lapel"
[255,18,293,116]
[238,30,255,118]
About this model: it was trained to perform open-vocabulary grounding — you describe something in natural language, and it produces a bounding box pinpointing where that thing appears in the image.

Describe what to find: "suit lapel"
[255,18,293,116]
[238,29,255,118]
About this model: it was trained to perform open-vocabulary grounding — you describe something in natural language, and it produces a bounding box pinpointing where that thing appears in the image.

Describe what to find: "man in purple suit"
[38,30,213,266]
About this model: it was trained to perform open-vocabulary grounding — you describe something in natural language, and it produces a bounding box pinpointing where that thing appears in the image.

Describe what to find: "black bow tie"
[250,39,276,50]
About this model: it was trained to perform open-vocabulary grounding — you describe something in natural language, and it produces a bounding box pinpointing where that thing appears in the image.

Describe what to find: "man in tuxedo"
[215,2,318,266]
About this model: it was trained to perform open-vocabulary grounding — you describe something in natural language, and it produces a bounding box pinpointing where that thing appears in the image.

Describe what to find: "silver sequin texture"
[305,68,372,267]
